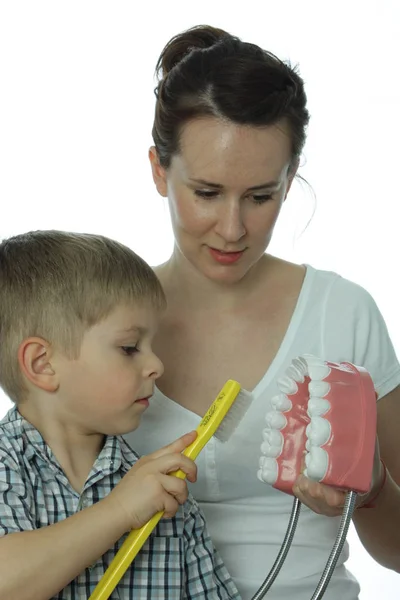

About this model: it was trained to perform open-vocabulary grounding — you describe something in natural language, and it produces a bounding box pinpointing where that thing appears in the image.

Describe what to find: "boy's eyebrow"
[188,178,280,190]
[117,325,148,335]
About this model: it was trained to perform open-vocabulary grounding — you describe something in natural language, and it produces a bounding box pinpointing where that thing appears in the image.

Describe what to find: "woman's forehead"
[174,117,292,185]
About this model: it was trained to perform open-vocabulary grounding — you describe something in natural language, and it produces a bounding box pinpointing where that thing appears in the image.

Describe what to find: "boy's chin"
[101,415,142,437]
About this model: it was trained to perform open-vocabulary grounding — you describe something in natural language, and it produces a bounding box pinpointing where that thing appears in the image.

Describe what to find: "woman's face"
[150,117,297,284]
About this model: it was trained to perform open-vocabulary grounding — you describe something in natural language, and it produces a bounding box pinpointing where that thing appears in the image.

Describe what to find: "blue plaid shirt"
[0,407,241,599]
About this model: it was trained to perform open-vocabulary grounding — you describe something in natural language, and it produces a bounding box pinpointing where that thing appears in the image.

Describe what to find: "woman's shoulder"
[304,264,378,310]
[264,256,374,310]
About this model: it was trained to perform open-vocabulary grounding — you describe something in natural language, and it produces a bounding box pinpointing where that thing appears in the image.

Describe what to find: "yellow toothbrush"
[89,379,251,600]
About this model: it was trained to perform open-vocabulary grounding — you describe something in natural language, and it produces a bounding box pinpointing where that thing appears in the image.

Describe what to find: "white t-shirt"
[126,266,400,600]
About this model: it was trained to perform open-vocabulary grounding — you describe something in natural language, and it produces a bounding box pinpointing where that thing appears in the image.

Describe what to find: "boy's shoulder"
[0,404,21,429]
[0,407,54,479]
[0,407,28,466]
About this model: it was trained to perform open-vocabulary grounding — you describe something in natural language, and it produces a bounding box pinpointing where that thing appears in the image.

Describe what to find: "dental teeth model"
[258,355,377,495]
[252,355,377,600]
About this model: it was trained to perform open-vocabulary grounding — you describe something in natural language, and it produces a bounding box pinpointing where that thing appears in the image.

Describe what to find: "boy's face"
[54,303,164,436]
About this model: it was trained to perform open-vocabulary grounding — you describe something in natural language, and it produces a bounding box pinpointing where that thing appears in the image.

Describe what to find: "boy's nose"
[147,352,164,380]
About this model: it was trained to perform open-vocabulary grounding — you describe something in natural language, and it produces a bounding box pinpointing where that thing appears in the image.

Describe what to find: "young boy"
[0,230,241,600]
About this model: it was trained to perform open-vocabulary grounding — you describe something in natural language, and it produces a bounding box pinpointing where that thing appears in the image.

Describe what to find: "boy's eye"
[120,345,139,356]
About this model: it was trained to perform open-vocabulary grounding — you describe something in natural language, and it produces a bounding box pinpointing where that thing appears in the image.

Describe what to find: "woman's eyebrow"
[189,177,280,190]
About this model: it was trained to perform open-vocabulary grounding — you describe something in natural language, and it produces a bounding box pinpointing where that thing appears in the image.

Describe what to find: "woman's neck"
[155,250,278,312]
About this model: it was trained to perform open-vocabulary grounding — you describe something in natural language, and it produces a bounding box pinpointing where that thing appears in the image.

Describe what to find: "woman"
[126,25,400,599]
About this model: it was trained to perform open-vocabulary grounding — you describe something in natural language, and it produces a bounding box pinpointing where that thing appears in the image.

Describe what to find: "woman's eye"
[194,190,273,203]
[121,346,139,356]
[252,194,273,204]
[194,190,219,199]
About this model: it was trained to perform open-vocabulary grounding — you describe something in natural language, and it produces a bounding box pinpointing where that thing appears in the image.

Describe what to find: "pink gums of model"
[258,357,377,495]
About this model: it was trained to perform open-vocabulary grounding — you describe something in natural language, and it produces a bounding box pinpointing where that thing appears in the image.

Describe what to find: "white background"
[0,1,399,597]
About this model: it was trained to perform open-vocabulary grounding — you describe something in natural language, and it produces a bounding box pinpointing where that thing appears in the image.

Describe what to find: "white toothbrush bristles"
[214,388,252,442]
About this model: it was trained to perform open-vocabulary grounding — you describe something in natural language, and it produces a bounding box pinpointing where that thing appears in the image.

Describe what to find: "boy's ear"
[18,337,60,393]
[149,146,168,197]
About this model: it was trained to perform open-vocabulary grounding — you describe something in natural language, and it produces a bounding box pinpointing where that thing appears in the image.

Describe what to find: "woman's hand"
[292,438,384,516]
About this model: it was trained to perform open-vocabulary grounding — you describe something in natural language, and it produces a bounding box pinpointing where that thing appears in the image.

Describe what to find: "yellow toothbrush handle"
[89,470,187,600]
[89,380,241,600]
[89,512,163,600]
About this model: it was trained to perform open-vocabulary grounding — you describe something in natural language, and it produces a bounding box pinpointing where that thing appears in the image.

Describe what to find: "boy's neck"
[17,400,104,493]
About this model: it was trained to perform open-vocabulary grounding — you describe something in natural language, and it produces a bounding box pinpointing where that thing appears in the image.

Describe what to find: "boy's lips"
[135,396,151,406]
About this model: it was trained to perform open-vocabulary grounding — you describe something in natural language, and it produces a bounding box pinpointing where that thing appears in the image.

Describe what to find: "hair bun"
[156,24,229,79]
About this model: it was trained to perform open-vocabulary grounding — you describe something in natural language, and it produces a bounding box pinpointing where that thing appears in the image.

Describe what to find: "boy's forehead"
[102,304,161,335]
[116,324,148,335]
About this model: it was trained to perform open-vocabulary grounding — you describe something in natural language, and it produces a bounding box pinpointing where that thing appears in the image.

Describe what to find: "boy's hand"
[106,431,198,530]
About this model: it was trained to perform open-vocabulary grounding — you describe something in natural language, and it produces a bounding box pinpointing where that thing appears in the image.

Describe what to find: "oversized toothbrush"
[89,380,252,600]
[255,355,377,600]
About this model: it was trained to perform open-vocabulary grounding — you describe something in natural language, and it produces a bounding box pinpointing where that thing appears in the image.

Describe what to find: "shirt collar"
[9,407,134,482]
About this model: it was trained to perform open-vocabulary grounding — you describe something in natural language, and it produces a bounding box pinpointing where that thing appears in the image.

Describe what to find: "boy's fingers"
[160,474,189,504]
[167,455,197,479]
[156,453,197,478]
[149,431,198,459]
[162,495,181,519]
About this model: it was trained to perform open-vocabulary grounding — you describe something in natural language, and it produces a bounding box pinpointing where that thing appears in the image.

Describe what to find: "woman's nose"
[214,200,246,242]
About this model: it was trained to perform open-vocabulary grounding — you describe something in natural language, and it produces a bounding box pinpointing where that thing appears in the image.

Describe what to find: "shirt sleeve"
[322,275,400,399]
[182,495,240,600]
[0,442,35,536]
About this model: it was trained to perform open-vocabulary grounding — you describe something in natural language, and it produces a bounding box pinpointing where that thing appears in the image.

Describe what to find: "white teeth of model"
[260,440,281,458]
[286,364,305,383]
[262,427,284,446]
[305,438,311,451]
[308,397,331,417]
[292,357,308,378]
[304,446,328,481]
[265,411,287,429]
[270,393,292,411]
[302,354,322,366]
[260,429,284,458]
[307,364,331,381]
[257,457,278,485]
[303,355,331,380]
[308,380,330,398]
[306,417,331,446]
[277,375,298,395]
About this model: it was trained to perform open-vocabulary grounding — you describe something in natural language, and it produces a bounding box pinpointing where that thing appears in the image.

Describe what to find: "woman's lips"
[208,247,245,264]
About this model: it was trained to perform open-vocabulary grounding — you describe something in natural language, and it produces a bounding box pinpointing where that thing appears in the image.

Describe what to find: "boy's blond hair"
[0,230,166,402]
